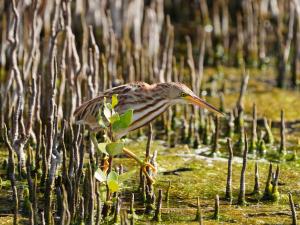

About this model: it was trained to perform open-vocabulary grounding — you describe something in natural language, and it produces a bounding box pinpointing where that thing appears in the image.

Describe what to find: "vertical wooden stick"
[153,189,163,222]
[212,116,220,156]
[213,194,220,220]
[279,110,286,155]
[250,103,257,154]
[225,138,233,202]
[238,133,248,205]
[262,163,273,200]
[289,193,297,225]
[253,161,260,195]
[195,197,203,224]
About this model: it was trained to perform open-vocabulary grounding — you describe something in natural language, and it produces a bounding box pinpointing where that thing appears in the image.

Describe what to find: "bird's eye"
[180,92,188,97]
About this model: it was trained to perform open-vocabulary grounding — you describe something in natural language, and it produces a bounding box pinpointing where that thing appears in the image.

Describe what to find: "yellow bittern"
[74,82,223,181]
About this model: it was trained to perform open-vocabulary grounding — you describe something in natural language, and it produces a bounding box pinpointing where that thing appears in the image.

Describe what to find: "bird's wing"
[74,94,106,124]
[73,82,152,130]
[73,85,136,126]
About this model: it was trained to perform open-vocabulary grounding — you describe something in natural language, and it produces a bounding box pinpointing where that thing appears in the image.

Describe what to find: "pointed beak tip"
[209,109,226,118]
[209,109,225,118]
[217,111,226,117]
[187,95,225,117]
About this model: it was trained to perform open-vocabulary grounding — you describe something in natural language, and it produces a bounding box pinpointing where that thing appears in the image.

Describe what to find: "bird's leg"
[91,133,155,182]
[123,147,156,183]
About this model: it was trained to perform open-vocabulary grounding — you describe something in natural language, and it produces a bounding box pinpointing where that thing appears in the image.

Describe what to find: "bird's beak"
[185,95,224,117]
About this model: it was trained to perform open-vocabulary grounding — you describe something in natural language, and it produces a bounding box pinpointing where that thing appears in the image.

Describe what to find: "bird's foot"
[122,147,156,183]
[141,161,156,184]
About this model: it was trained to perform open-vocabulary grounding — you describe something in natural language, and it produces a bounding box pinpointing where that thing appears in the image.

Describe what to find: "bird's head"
[161,82,224,117]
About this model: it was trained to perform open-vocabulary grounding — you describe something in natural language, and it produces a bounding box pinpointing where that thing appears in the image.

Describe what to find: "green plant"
[92,94,133,192]
[91,94,157,221]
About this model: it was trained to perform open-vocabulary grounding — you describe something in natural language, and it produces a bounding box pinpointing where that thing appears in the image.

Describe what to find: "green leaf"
[108,180,119,193]
[94,168,107,182]
[103,106,111,121]
[111,94,119,109]
[121,109,133,124]
[107,171,118,181]
[97,143,108,154]
[106,142,124,156]
[107,171,119,192]
[112,109,133,132]
[109,113,120,124]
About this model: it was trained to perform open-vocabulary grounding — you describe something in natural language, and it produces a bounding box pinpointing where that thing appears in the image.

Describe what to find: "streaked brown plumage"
[74,82,223,139]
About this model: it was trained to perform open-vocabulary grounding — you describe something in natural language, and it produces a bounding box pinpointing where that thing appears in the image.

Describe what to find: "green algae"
[0,136,300,224]
[111,138,300,224]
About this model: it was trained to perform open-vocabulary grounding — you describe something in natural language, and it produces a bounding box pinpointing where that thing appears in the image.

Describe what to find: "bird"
[74,82,223,139]
[74,82,223,182]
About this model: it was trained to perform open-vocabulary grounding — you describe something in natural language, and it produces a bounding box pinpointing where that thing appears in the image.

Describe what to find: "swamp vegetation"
[1,0,300,224]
